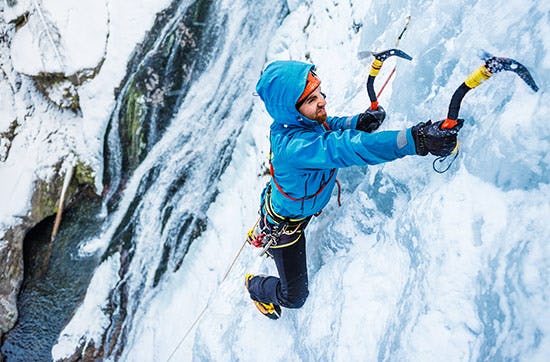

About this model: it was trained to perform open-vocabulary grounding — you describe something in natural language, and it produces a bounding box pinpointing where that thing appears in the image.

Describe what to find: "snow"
[0,0,173,226]
[10,0,109,75]
[1,0,548,361]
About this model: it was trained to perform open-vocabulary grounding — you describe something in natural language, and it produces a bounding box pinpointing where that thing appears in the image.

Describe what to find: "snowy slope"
[0,0,173,227]
[3,0,545,360]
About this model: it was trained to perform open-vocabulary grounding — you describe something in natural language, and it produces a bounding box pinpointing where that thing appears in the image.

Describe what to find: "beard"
[315,112,327,123]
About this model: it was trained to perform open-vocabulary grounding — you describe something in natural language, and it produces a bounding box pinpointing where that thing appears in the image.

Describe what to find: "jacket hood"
[256,60,317,127]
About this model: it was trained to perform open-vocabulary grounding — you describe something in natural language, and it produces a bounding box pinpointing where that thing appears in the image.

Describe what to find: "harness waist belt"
[263,185,310,226]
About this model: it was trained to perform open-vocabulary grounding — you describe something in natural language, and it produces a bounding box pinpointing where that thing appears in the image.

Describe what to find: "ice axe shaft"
[442,54,539,129]
[366,48,412,110]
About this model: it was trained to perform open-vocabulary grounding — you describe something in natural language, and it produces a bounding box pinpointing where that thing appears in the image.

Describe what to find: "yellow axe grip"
[369,59,384,77]
[464,65,492,89]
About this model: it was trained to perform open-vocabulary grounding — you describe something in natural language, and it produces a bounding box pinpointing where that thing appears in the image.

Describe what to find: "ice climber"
[245,60,463,319]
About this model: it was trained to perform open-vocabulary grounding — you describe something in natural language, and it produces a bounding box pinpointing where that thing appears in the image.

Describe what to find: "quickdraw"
[247,217,292,258]
[247,218,266,248]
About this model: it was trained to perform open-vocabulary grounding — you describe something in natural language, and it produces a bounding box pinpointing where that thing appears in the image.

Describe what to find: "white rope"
[166,238,250,361]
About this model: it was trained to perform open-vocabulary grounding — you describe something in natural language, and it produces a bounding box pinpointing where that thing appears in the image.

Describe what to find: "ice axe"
[366,48,413,110]
[432,53,539,173]
[441,52,539,130]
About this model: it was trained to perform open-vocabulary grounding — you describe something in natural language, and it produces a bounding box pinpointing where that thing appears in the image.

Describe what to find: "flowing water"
[2,0,288,360]
[1,198,102,361]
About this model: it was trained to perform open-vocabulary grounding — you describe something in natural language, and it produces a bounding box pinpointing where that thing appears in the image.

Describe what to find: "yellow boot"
[245,274,281,320]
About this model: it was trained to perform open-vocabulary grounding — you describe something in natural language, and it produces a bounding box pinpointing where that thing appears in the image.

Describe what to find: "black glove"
[356,106,386,133]
[411,119,464,156]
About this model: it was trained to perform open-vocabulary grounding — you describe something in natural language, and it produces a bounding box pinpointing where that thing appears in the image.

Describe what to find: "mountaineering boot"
[245,274,282,320]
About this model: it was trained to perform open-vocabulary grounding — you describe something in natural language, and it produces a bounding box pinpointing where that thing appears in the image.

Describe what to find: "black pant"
[247,219,310,308]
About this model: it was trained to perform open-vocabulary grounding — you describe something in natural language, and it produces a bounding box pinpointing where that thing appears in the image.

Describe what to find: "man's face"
[297,87,327,123]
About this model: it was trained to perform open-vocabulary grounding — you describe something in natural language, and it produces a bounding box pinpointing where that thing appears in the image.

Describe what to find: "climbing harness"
[247,185,311,257]
[247,217,289,258]
[435,52,539,172]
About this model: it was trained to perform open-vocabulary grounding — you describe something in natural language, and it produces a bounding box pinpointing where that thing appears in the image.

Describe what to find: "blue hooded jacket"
[256,60,417,219]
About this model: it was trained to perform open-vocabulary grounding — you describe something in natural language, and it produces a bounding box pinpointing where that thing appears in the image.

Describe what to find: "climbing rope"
[166,238,249,361]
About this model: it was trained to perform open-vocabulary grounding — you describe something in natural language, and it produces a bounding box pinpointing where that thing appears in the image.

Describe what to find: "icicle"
[41,161,74,278]
[51,162,74,242]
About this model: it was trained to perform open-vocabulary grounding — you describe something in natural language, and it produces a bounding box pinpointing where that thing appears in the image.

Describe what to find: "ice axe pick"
[366,48,413,110]
[441,52,539,130]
